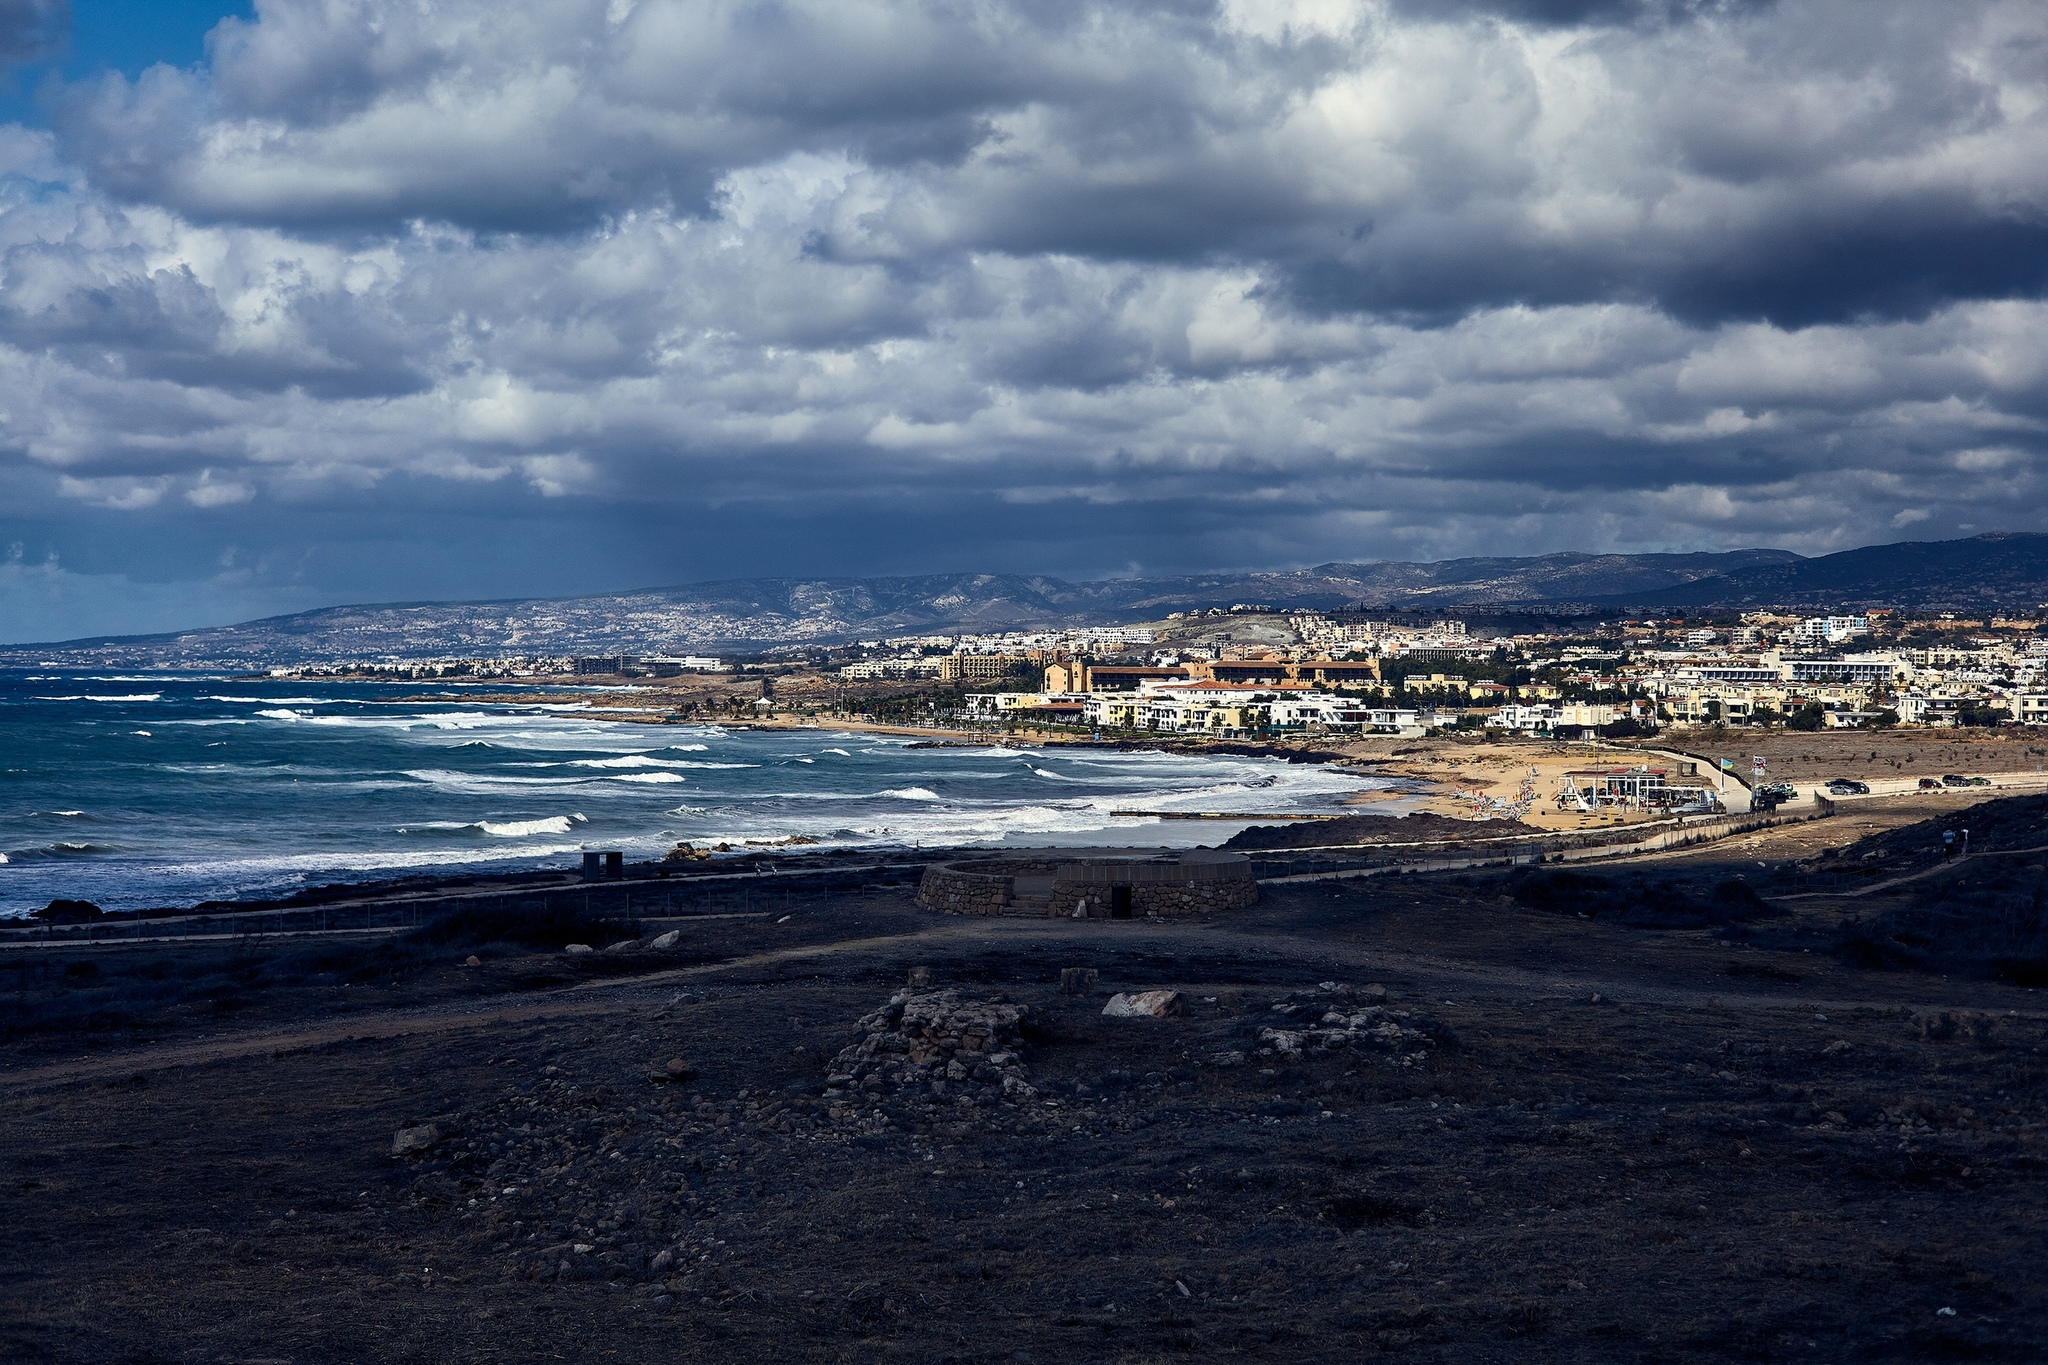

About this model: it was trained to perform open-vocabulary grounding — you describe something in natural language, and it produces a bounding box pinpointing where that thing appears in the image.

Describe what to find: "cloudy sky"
[0,0,2044,641]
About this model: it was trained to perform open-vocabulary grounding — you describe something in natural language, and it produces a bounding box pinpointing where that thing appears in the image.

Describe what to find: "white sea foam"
[402,768,598,792]
[568,755,685,769]
[204,696,327,704]
[822,748,851,756]
[36,693,162,702]
[399,812,591,837]
[480,815,585,837]
[660,743,710,752]
[256,708,310,721]
[132,730,151,737]
[609,772,685,784]
[879,786,942,801]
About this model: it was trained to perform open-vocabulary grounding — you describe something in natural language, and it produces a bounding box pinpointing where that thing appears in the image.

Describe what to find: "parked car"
[1759,780,1799,801]
[1918,777,1942,790]
[1941,774,1971,787]
[1967,776,1993,786]
[1825,779,1870,796]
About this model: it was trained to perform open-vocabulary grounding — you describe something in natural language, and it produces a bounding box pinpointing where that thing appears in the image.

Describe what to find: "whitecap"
[36,693,162,703]
[609,772,685,784]
[569,755,686,769]
[480,815,584,837]
[255,709,309,721]
[880,786,942,801]
[821,748,851,757]
[131,730,152,737]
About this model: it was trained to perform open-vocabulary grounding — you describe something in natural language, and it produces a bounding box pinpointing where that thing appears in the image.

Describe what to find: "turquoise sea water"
[0,672,1388,915]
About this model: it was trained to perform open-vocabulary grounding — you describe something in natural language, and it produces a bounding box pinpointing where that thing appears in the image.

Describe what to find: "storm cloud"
[2,0,2046,638]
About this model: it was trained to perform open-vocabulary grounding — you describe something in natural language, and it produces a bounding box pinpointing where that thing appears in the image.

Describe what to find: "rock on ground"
[1102,989,1186,1019]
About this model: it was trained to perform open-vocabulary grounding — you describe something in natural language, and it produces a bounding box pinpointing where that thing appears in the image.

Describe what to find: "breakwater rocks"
[917,850,1258,919]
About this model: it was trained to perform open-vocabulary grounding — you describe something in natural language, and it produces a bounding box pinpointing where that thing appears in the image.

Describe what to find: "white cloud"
[0,0,2037,630]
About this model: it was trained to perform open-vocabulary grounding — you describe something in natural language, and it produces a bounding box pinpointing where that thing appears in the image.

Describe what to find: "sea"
[0,672,1396,917]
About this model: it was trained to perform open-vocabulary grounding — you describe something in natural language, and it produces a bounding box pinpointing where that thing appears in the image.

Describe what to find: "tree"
[1787,702,1827,731]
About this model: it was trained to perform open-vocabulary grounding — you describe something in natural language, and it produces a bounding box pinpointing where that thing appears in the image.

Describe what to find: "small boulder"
[463,955,481,967]
[648,930,681,950]
[1059,967,1098,996]
[604,939,641,954]
[564,943,594,955]
[1102,990,1186,1019]
[648,1058,697,1084]
[391,1123,441,1157]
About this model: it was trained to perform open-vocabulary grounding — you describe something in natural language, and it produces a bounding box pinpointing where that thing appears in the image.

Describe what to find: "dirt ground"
[1640,728,2048,786]
[4,798,2046,1363]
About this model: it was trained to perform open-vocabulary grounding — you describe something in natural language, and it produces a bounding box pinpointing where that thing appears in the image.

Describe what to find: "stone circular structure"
[916,849,1256,919]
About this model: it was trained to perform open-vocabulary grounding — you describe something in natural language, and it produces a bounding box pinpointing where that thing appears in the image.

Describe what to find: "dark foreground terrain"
[4,799,2047,1362]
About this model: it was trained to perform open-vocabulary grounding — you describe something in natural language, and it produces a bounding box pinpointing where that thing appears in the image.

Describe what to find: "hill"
[2,535,2040,667]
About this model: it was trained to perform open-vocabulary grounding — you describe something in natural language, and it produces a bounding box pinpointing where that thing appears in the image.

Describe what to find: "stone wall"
[919,856,1258,919]
[915,865,1015,915]
[1049,873,1257,918]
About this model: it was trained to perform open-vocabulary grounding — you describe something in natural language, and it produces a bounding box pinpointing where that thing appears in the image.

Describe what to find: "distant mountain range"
[4,534,2043,668]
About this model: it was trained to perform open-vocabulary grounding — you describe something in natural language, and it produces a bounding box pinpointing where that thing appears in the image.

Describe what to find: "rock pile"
[823,990,1038,1126]
[1252,983,1445,1068]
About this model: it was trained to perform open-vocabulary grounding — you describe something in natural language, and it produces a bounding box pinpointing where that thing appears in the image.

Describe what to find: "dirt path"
[11,910,2034,1095]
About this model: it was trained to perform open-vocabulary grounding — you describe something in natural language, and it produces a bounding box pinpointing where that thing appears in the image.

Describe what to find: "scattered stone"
[391,1123,441,1157]
[648,930,681,950]
[1059,967,1099,996]
[564,943,594,955]
[605,939,641,954]
[1102,990,1186,1019]
[1254,984,1445,1068]
[463,955,481,967]
[906,966,933,988]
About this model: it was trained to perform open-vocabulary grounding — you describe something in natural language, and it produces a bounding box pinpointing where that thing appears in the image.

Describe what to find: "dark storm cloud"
[1,0,2047,639]
[0,0,63,63]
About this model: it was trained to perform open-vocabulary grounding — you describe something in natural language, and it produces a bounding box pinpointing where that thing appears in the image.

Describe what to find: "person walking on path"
[1943,829,1956,861]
